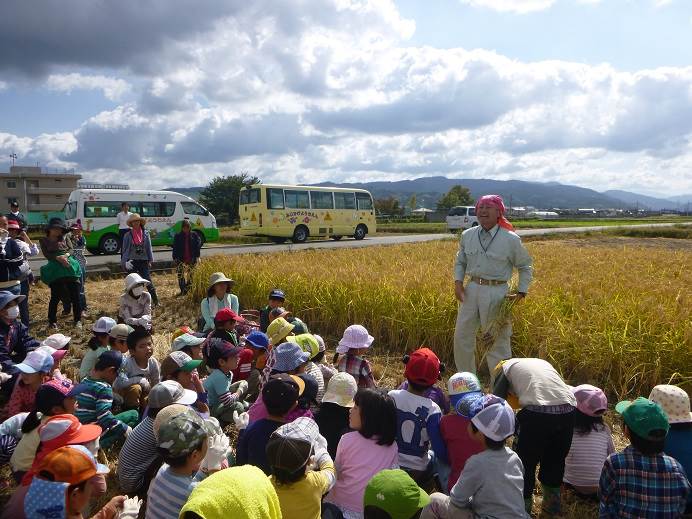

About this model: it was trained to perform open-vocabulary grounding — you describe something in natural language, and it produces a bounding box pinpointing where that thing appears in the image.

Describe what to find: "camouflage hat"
[156,408,213,457]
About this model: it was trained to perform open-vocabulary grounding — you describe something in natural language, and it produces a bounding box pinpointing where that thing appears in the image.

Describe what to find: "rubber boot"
[541,484,561,515]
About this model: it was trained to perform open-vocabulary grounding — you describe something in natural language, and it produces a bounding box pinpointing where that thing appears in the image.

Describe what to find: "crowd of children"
[0,270,691,519]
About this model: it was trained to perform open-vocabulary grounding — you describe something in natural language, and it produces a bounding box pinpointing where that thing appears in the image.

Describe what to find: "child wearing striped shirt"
[146,406,229,519]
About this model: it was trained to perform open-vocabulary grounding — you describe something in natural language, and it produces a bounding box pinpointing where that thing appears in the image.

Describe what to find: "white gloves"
[236,380,248,395]
[0,371,11,385]
[232,410,249,430]
[125,260,134,271]
[200,434,230,473]
[117,496,142,519]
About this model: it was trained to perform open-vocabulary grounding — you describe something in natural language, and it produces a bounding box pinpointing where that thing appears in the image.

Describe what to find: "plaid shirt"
[337,353,375,389]
[599,446,691,518]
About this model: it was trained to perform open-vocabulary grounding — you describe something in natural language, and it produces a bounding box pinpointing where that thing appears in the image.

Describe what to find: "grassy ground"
[2,235,689,517]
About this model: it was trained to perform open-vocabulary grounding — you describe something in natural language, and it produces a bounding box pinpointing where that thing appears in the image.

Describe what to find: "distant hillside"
[312,177,628,209]
[666,194,692,206]
[602,190,682,211]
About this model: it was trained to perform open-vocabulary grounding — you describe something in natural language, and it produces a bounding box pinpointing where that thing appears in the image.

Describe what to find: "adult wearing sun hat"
[199,272,240,333]
[39,217,83,330]
[121,213,158,306]
[453,194,533,379]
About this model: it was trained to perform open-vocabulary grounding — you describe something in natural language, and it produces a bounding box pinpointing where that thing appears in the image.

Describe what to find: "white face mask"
[131,285,145,297]
[5,306,20,320]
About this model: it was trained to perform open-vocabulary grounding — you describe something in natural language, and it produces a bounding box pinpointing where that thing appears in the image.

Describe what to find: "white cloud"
[458,0,556,13]
[45,73,132,101]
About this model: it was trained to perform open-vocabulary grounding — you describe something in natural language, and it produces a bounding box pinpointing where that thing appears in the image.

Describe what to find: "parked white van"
[63,189,219,254]
[446,206,478,232]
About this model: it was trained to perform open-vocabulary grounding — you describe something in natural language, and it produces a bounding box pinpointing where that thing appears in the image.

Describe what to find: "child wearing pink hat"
[335,325,376,389]
[563,384,614,498]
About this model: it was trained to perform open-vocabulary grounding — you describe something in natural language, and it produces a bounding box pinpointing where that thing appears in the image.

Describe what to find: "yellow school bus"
[239,184,376,243]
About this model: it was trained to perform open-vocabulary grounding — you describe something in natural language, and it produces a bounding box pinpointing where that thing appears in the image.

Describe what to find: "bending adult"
[39,217,83,330]
[453,195,533,378]
[121,213,158,306]
[200,272,239,333]
[172,218,202,295]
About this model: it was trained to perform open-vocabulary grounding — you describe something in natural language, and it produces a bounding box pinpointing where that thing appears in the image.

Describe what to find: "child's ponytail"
[20,410,41,435]
[20,384,69,434]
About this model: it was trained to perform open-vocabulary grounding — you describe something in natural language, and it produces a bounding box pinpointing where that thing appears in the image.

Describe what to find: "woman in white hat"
[120,214,158,306]
[199,272,239,333]
[119,273,153,332]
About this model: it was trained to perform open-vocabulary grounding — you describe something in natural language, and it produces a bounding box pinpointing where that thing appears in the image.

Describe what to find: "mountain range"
[168,177,691,210]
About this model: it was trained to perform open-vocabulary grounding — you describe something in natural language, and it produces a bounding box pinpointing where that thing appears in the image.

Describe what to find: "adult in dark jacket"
[172,219,202,295]
[6,201,28,232]
[0,217,24,297]
[0,291,39,396]
[121,213,158,305]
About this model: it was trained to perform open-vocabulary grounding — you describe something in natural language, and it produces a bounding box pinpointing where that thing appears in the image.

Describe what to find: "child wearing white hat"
[335,325,376,389]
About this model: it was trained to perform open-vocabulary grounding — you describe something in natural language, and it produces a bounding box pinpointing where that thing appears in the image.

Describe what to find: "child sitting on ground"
[79,316,117,379]
[72,350,139,448]
[288,333,325,403]
[116,382,198,497]
[4,349,54,419]
[599,396,691,518]
[336,325,376,389]
[236,373,304,474]
[161,350,208,416]
[313,334,337,384]
[421,395,527,519]
[388,347,447,489]
[267,417,335,519]
[0,411,27,464]
[109,323,133,354]
[202,337,248,425]
[114,328,160,412]
[314,372,358,458]
[242,330,270,402]
[324,388,399,519]
[120,273,153,331]
[146,407,230,519]
[439,372,485,493]
[35,332,71,380]
[210,308,245,347]
[563,384,614,498]
[10,378,75,482]
[259,288,286,332]
[492,357,577,515]
[171,332,205,360]
[248,341,312,424]
[261,317,296,389]
[648,384,692,514]
[24,445,137,519]
[363,469,431,519]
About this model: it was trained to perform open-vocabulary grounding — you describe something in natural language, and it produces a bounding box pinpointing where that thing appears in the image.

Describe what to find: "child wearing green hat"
[599,396,691,518]
[363,469,430,519]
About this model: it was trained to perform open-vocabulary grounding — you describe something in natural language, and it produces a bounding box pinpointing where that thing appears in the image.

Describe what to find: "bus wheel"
[99,234,120,255]
[193,230,206,246]
[270,237,287,244]
[330,235,343,241]
[354,224,367,240]
[292,225,309,243]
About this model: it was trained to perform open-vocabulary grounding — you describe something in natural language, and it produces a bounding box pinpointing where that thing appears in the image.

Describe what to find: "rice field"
[189,237,692,398]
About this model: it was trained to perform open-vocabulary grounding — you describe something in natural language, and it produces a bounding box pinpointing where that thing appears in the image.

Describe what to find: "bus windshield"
[240,188,261,205]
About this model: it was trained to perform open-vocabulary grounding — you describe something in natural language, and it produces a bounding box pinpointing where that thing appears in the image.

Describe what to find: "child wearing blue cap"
[259,288,286,332]
[243,331,270,403]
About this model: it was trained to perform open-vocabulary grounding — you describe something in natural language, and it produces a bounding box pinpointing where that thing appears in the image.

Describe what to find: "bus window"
[84,201,122,218]
[181,202,209,216]
[285,190,309,209]
[267,188,285,209]
[311,191,333,209]
[356,192,373,211]
[334,192,356,210]
[141,202,176,217]
[64,201,77,220]
[240,188,261,205]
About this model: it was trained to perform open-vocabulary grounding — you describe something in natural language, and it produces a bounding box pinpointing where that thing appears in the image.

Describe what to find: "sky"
[1,0,691,197]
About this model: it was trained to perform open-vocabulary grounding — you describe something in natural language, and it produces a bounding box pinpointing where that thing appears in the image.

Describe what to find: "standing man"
[172,218,202,295]
[6,201,27,232]
[117,202,132,254]
[453,195,532,379]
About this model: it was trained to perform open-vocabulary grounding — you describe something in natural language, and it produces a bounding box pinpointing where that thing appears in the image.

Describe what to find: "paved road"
[27,221,690,272]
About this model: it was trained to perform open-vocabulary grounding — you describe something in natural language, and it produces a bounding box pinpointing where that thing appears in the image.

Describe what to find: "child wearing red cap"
[388,347,447,490]
[210,308,245,347]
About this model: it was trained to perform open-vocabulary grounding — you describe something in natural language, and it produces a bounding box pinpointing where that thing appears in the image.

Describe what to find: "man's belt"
[469,276,508,286]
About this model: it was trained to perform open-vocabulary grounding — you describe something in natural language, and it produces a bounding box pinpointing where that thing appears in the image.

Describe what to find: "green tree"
[408,194,417,213]
[374,196,403,215]
[199,173,260,225]
[436,185,474,212]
